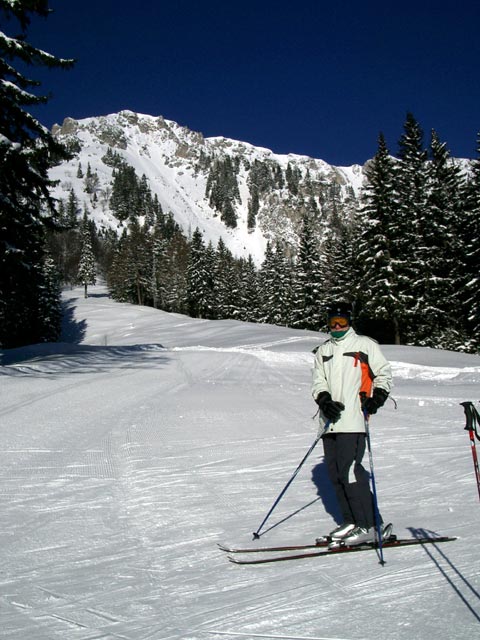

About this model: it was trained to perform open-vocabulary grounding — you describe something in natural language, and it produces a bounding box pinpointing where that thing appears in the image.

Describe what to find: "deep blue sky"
[16,0,480,165]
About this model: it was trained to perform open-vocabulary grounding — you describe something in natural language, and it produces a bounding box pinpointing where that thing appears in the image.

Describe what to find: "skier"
[312,302,393,546]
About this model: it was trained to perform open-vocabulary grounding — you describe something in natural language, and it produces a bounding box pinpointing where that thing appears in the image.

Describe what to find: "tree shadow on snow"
[82,291,110,298]
[0,295,171,376]
[0,343,170,378]
[61,298,87,343]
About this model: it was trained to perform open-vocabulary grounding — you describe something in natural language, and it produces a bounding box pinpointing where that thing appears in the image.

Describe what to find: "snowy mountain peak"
[49,110,366,262]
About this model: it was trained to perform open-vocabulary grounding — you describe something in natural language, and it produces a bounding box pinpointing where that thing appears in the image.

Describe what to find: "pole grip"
[460,402,480,442]
[460,401,474,431]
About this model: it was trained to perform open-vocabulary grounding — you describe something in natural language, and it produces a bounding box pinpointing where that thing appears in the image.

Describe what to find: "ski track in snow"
[0,286,479,639]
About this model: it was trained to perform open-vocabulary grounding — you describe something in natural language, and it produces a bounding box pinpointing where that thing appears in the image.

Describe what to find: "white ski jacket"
[312,327,393,434]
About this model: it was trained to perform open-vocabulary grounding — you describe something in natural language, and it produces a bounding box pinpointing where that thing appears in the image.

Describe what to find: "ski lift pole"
[460,402,480,502]
[252,424,329,540]
[360,392,385,565]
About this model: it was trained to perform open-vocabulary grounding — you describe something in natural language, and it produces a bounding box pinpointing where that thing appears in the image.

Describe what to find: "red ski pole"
[460,402,480,502]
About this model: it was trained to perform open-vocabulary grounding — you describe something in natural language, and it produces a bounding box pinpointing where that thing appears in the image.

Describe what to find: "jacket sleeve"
[312,348,329,400]
[369,341,393,394]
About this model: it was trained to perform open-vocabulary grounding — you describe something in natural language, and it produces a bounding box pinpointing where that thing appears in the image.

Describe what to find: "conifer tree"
[274,245,294,326]
[247,160,279,232]
[319,206,357,328]
[152,239,171,310]
[46,221,81,286]
[356,118,474,349]
[0,0,74,347]
[84,162,100,200]
[257,242,275,323]
[285,163,301,195]
[248,160,275,196]
[77,213,96,298]
[356,134,403,343]
[258,242,293,326]
[161,231,189,314]
[110,164,138,221]
[214,238,239,319]
[290,212,322,330]
[38,249,62,341]
[395,113,429,339]
[422,130,467,348]
[109,221,152,305]
[65,189,81,227]
[205,157,240,228]
[461,134,480,352]
[95,227,118,285]
[108,230,130,302]
[127,219,152,306]
[186,228,212,318]
[237,255,259,322]
[150,230,165,310]
[203,241,218,318]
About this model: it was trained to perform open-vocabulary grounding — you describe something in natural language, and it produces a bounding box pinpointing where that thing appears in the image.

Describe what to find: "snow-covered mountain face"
[49,110,365,262]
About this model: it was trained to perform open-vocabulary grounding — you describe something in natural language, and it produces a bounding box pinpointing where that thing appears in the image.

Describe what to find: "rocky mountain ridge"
[49,110,366,262]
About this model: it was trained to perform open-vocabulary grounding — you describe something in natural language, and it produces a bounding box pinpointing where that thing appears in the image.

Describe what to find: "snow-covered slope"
[49,111,365,262]
[1,287,479,639]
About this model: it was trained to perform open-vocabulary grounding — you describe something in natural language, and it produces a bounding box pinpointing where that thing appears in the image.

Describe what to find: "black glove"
[316,391,345,422]
[362,388,389,415]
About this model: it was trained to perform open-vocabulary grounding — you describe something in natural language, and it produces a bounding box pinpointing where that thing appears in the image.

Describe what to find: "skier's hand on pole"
[361,388,389,416]
[315,391,344,421]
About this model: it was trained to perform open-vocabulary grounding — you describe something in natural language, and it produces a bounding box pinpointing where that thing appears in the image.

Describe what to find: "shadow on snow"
[0,296,171,376]
[408,526,480,623]
[61,297,88,343]
[0,342,170,377]
[252,457,342,538]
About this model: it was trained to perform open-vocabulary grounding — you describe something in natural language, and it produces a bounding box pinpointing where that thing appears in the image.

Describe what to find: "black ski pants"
[322,432,381,530]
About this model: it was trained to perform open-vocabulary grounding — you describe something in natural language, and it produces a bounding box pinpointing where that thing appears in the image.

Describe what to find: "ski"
[226,535,457,565]
[219,523,393,554]
[218,540,329,554]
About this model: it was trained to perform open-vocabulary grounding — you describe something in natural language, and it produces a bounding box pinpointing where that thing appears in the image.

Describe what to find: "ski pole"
[252,425,329,540]
[460,402,480,502]
[360,392,385,565]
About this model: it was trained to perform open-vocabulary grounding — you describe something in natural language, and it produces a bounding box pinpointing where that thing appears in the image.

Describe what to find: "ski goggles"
[328,316,349,329]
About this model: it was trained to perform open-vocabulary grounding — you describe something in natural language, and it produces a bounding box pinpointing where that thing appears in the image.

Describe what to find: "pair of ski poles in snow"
[252,427,326,540]
[460,401,480,502]
[252,402,386,564]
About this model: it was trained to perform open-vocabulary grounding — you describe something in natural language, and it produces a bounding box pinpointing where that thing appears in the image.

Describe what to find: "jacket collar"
[330,326,355,343]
